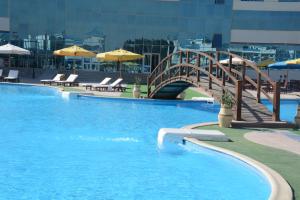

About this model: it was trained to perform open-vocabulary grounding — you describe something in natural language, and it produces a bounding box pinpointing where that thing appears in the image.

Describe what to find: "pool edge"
[183,122,293,200]
[0,82,216,103]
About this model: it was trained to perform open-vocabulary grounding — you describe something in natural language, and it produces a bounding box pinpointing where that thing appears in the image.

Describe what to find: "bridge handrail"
[148,50,238,86]
[147,50,280,121]
[230,68,273,103]
[217,51,276,87]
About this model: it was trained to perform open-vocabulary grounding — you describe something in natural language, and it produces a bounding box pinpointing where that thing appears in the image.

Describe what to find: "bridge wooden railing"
[148,50,241,117]
[210,51,280,121]
[147,50,281,122]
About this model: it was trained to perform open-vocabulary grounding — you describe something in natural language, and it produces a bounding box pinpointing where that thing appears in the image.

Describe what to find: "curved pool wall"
[0,84,271,200]
[263,99,300,122]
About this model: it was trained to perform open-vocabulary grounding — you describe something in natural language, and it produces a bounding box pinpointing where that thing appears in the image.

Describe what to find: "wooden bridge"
[147,50,285,125]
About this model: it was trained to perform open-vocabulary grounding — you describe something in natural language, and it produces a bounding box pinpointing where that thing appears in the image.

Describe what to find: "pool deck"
[245,130,300,156]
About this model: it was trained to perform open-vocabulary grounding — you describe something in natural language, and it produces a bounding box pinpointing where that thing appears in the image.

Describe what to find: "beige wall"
[0,17,9,32]
[233,0,300,12]
[230,29,300,44]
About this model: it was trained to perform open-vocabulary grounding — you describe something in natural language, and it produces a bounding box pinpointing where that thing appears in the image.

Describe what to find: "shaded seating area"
[4,70,19,82]
[55,74,79,87]
[40,74,64,85]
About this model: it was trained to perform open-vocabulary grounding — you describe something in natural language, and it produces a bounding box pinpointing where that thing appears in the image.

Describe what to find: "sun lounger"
[93,78,126,92]
[4,70,19,82]
[55,74,79,87]
[40,74,64,85]
[82,77,112,90]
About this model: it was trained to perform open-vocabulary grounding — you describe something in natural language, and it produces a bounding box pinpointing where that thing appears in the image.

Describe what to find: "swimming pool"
[263,99,300,122]
[0,84,271,199]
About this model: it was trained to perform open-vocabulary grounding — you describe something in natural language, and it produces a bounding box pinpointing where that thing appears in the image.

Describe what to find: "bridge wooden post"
[186,51,190,77]
[242,61,246,90]
[222,70,226,94]
[160,65,163,83]
[273,82,281,121]
[186,51,189,63]
[196,55,200,82]
[147,77,151,98]
[168,56,172,79]
[228,55,232,82]
[235,80,243,121]
[216,52,220,78]
[178,52,182,76]
[257,73,261,103]
[229,55,232,73]
[209,60,213,89]
[179,51,183,64]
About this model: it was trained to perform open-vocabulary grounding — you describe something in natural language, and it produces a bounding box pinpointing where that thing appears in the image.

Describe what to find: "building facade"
[0,0,299,72]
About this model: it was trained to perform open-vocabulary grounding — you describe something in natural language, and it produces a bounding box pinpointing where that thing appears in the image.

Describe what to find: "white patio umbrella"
[220,57,256,66]
[0,43,30,67]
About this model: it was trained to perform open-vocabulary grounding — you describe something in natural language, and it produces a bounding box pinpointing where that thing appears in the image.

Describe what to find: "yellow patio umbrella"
[286,58,300,65]
[54,45,96,73]
[257,59,275,68]
[96,49,144,77]
[54,45,96,57]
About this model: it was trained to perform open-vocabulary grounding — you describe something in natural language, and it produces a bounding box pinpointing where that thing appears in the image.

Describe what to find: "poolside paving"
[245,130,300,156]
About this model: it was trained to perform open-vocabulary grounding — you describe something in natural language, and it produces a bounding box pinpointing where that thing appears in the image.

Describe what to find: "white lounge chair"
[4,70,19,82]
[94,78,126,92]
[55,74,79,87]
[40,74,64,85]
[82,77,112,90]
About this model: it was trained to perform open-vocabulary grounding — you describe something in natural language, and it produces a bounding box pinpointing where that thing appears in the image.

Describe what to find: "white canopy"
[220,57,255,66]
[0,43,30,55]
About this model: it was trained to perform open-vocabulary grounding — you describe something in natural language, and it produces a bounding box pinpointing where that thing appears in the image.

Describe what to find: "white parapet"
[157,128,229,149]
[191,97,215,103]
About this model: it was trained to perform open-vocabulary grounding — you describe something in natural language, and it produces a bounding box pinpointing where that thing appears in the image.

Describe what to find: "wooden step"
[231,121,295,129]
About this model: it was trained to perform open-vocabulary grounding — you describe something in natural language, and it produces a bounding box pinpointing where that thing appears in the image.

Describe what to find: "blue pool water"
[0,84,270,200]
[263,99,300,122]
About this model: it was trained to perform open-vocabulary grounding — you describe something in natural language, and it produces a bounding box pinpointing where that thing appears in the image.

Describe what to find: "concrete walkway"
[245,130,300,156]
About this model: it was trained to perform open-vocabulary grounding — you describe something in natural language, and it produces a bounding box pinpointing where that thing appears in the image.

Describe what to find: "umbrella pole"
[73,59,76,74]
[118,61,122,78]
